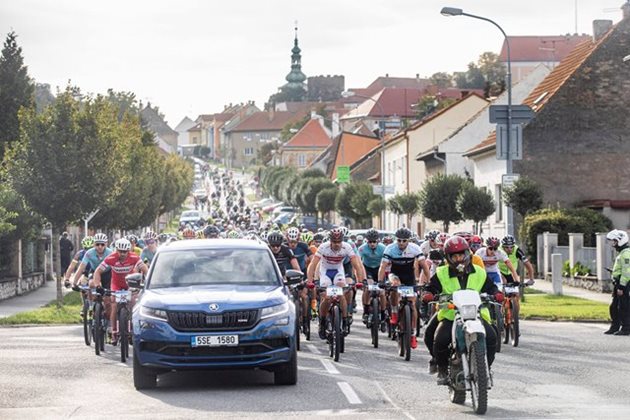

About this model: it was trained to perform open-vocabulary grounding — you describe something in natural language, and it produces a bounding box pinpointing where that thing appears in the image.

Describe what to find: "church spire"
[285,22,307,88]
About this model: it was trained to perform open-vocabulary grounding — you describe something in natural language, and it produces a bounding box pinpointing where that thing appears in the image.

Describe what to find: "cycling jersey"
[71,249,87,264]
[81,247,113,274]
[271,245,295,276]
[99,252,144,291]
[288,242,311,272]
[315,242,355,279]
[382,242,423,285]
[475,247,508,273]
[140,247,156,266]
[358,243,386,268]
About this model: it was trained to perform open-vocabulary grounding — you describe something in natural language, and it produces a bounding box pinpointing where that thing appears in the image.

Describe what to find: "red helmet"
[471,235,483,245]
[454,231,473,244]
[443,236,470,269]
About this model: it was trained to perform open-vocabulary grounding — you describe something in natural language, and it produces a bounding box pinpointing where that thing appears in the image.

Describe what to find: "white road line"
[320,359,340,375]
[374,380,415,420]
[306,344,321,354]
[337,382,362,405]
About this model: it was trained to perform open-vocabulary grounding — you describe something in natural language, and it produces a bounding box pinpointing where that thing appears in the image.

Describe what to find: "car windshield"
[148,248,280,288]
[181,211,199,218]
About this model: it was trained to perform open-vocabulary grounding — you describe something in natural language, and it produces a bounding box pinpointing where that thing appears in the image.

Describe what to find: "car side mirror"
[284,269,304,285]
[126,273,144,289]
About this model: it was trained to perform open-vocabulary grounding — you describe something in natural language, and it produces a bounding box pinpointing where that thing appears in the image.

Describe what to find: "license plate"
[504,286,519,294]
[191,335,239,347]
[398,286,415,297]
[327,286,343,297]
[368,284,381,292]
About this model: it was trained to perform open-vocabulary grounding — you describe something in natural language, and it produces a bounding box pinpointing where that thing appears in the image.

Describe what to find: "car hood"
[140,284,287,312]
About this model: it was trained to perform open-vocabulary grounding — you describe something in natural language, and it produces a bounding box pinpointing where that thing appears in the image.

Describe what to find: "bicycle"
[68,283,93,347]
[288,280,309,350]
[386,284,419,361]
[92,287,107,356]
[484,293,504,354]
[365,282,386,348]
[318,285,351,362]
[109,289,134,363]
[502,283,524,347]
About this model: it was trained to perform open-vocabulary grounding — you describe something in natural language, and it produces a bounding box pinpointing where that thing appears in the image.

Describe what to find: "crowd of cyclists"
[63,166,537,384]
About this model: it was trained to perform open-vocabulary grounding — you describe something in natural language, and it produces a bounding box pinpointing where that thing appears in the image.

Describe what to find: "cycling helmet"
[356,234,364,242]
[93,233,108,244]
[267,231,284,246]
[329,228,344,242]
[383,235,394,245]
[204,225,220,238]
[437,232,450,246]
[365,228,380,242]
[301,232,313,244]
[286,227,300,241]
[227,230,240,239]
[313,233,324,242]
[443,236,470,270]
[428,249,444,263]
[114,238,132,252]
[501,235,516,247]
[158,233,169,243]
[196,230,204,239]
[607,229,629,247]
[81,236,94,249]
[486,236,501,248]
[260,230,269,242]
[143,231,158,241]
[454,231,473,244]
[395,227,412,240]
[427,229,441,242]
[339,226,349,238]
[470,235,483,249]
[126,234,138,244]
[182,227,195,239]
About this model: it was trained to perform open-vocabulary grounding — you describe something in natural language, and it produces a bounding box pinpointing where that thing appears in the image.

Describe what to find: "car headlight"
[459,304,478,321]
[260,302,289,320]
[140,306,168,321]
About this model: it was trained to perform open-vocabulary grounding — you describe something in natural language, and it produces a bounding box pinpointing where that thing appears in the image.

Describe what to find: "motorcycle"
[443,290,492,415]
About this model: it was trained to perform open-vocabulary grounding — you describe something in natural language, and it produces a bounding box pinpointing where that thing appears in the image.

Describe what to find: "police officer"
[605,229,630,335]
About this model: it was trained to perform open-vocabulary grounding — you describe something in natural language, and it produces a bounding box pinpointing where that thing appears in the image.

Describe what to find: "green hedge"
[520,207,612,262]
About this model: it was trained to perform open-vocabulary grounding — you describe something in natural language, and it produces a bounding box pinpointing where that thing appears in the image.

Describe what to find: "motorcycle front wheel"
[469,340,488,415]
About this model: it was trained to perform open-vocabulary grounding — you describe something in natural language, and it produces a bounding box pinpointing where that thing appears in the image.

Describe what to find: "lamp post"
[441,6,515,237]
[342,91,388,229]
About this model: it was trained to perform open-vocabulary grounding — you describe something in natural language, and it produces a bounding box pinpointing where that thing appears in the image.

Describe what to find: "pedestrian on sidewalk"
[59,232,74,275]
[604,229,630,336]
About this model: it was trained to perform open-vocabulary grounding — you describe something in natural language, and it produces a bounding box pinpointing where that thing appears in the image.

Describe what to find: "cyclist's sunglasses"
[397,239,408,243]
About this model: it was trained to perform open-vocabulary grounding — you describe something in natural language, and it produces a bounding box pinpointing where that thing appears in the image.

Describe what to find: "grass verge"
[520,293,610,321]
[0,291,83,325]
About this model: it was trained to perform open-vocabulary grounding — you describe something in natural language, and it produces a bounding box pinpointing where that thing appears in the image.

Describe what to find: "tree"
[457,183,495,233]
[429,72,453,88]
[454,62,485,89]
[396,193,421,228]
[367,196,386,220]
[503,177,544,218]
[316,188,337,221]
[257,140,280,165]
[337,182,379,227]
[300,178,335,217]
[477,52,506,97]
[7,88,129,304]
[387,195,403,225]
[418,174,466,232]
[0,31,35,162]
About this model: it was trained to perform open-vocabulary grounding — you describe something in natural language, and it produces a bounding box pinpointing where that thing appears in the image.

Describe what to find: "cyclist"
[126,234,143,255]
[499,235,535,285]
[140,231,159,267]
[307,227,366,339]
[377,227,427,349]
[423,236,502,383]
[476,237,519,285]
[72,233,112,289]
[310,233,324,255]
[267,231,300,276]
[93,238,148,345]
[286,227,312,272]
[470,235,483,253]
[359,228,387,324]
[182,227,196,240]
[204,225,220,239]
[64,236,93,288]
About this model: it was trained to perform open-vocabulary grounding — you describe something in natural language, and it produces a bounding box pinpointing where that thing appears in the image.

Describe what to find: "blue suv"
[129,239,300,389]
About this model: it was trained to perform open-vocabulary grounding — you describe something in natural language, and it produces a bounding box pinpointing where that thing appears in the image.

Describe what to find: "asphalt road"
[1,315,629,419]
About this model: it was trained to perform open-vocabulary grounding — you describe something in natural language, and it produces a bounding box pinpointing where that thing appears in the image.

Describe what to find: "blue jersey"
[358,243,386,268]
[81,247,113,274]
[289,242,311,272]
[382,242,423,284]
[140,247,156,266]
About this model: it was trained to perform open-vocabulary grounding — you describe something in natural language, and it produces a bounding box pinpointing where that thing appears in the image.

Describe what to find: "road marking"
[337,382,362,404]
[306,344,321,354]
[374,380,415,420]
[320,359,340,375]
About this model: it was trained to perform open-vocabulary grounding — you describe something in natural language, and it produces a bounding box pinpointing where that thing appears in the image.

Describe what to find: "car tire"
[133,349,157,390]
[274,345,298,385]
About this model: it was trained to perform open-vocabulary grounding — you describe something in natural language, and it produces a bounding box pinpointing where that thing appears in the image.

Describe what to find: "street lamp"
[441,6,515,237]
[343,90,387,229]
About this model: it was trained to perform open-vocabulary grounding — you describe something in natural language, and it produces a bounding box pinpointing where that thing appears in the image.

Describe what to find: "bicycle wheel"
[502,300,511,345]
[494,306,502,354]
[119,307,129,363]
[371,297,379,348]
[511,301,520,347]
[82,298,91,346]
[304,296,311,341]
[333,305,341,362]
[93,302,103,356]
[403,304,412,361]
[295,297,301,351]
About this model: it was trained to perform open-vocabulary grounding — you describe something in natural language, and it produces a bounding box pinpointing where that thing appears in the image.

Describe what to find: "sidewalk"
[0,281,67,318]
[531,279,611,304]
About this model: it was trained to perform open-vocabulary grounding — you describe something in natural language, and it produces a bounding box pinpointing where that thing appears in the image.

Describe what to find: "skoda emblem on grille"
[208,303,220,311]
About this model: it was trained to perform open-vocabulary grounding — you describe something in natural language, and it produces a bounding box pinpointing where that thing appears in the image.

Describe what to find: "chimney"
[623,1,630,20]
[593,20,613,42]
[268,108,275,122]
[331,113,340,139]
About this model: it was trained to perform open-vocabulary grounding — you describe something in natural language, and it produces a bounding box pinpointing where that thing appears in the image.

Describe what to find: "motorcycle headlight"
[459,304,478,321]
[140,306,168,321]
[260,302,289,320]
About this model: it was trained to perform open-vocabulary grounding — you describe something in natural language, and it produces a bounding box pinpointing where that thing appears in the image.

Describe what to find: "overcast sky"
[1,0,624,127]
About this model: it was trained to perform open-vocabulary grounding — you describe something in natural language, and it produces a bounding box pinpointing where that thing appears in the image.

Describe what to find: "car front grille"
[141,338,289,357]
[166,310,260,332]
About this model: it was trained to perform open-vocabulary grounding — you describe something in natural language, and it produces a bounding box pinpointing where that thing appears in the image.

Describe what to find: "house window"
[495,184,503,222]
[192,136,198,144]
[244,147,254,156]
[260,132,270,140]
[298,154,306,167]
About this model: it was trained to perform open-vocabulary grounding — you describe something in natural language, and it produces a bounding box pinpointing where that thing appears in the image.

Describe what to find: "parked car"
[179,210,203,226]
[263,202,284,214]
[273,212,294,226]
[130,239,300,389]
[193,189,208,199]
[272,206,297,216]
[294,215,334,231]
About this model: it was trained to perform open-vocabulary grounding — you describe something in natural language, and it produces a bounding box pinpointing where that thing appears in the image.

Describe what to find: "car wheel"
[133,349,157,390]
[274,346,297,385]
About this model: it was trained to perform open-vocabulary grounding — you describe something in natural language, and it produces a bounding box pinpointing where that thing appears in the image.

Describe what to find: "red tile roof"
[499,35,591,62]
[330,133,381,180]
[283,119,332,149]
[342,88,427,119]
[466,37,599,157]
[230,111,307,132]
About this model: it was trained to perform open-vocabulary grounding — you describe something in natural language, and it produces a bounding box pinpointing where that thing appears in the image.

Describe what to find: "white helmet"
[340,226,349,238]
[607,229,629,247]
[93,233,108,244]
[286,227,300,241]
[114,238,132,252]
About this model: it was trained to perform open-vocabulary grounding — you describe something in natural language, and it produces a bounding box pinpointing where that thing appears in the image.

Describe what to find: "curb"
[0,323,80,328]
[522,316,609,324]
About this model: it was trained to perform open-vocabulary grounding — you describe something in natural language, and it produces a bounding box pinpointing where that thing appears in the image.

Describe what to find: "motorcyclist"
[423,236,502,384]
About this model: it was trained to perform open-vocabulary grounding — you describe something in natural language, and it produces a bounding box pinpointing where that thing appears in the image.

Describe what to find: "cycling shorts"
[320,269,347,288]
[364,265,379,282]
[487,272,502,285]
[389,273,416,287]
